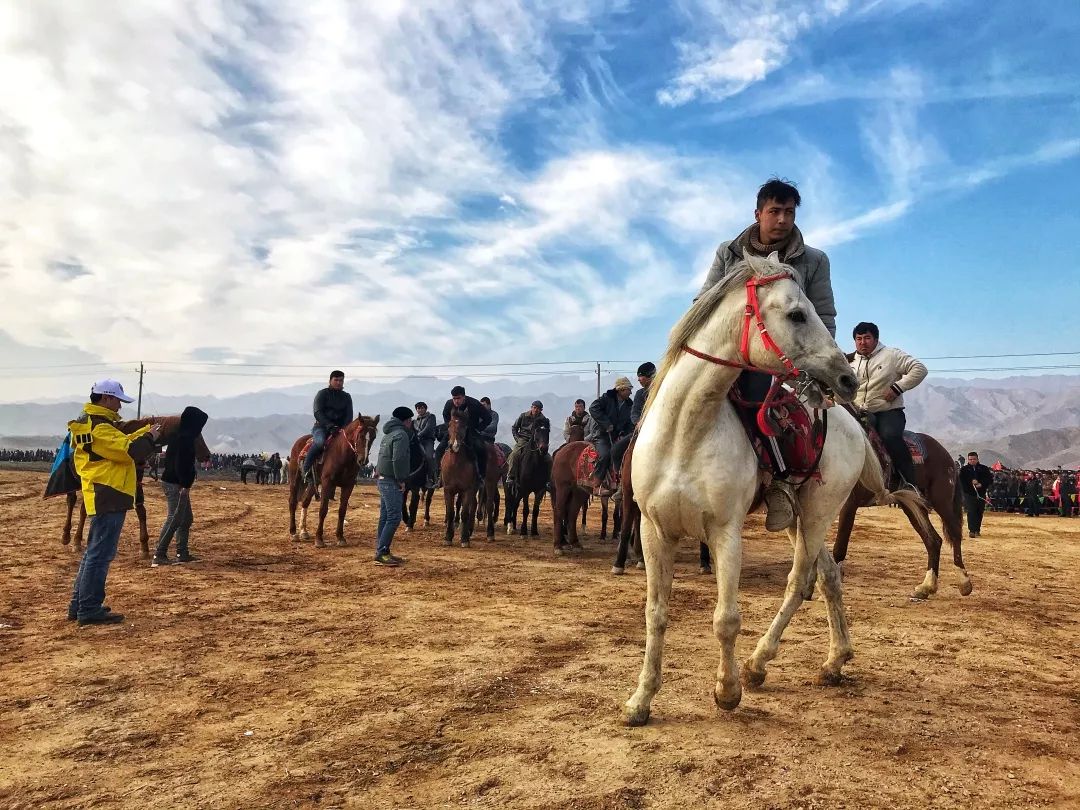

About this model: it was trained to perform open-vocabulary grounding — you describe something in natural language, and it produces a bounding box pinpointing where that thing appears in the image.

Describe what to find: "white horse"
[625,251,930,726]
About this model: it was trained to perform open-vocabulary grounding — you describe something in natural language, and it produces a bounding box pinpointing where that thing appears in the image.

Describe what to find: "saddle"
[299,430,345,476]
[867,426,926,490]
[491,442,507,469]
[730,383,827,481]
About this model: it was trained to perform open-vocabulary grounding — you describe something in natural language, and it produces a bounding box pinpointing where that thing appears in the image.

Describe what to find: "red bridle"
[682,271,801,438]
[682,271,800,379]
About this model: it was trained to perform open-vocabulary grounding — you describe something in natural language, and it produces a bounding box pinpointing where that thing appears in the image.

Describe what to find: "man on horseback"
[480,397,499,440]
[413,401,437,487]
[850,321,927,490]
[611,362,655,483]
[697,178,836,531]
[436,385,492,480]
[506,401,550,485]
[587,377,634,495]
[302,370,353,482]
[563,399,591,440]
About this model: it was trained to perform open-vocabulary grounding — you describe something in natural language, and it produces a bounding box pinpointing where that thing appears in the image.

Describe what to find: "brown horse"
[441,408,479,547]
[476,441,509,540]
[503,422,551,537]
[287,414,380,547]
[55,415,210,559]
[549,440,595,555]
[832,430,972,599]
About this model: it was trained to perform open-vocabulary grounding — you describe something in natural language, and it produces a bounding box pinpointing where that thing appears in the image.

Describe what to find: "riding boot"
[764,478,797,531]
[892,449,918,494]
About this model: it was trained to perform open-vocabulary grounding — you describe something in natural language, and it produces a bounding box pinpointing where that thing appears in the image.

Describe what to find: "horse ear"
[766,250,781,266]
[372,414,381,425]
[743,251,761,273]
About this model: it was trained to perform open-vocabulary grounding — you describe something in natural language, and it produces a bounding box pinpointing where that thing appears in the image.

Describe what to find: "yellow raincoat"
[68,403,157,515]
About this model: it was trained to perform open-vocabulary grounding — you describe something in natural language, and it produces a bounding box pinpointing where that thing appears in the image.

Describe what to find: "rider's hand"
[882,389,899,403]
[148,423,163,440]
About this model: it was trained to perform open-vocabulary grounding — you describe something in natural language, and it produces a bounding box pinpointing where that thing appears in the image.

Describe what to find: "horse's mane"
[641,252,784,425]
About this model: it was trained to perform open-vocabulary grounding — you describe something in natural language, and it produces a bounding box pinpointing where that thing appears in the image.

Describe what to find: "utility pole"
[136,362,145,418]
[595,362,601,399]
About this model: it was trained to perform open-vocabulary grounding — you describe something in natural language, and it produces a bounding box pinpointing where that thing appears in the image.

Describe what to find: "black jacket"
[442,396,491,434]
[512,411,551,442]
[162,406,209,489]
[313,387,354,431]
[958,463,993,497]
[587,389,633,442]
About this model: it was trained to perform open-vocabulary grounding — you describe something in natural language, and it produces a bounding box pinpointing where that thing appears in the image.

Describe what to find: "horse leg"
[832,492,859,581]
[486,484,497,540]
[424,487,434,526]
[461,489,476,547]
[742,519,821,688]
[299,488,314,541]
[813,546,855,686]
[336,482,353,546]
[567,490,586,552]
[902,500,941,599]
[600,495,609,542]
[289,477,300,540]
[443,487,456,546]
[504,482,517,534]
[939,488,973,596]
[76,501,88,551]
[63,492,75,546]
[314,483,332,547]
[135,501,150,559]
[612,502,634,575]
[625,516,677,727]
[530,489,542,536]
[706,521,744,711]
[699,542,712,574]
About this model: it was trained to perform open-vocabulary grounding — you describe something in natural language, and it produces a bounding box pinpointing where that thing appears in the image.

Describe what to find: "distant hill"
[951,427,1080,470]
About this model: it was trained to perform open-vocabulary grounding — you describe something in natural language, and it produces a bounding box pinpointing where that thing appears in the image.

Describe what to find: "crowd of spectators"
[0,448,56,462]
[988,468,1078,517]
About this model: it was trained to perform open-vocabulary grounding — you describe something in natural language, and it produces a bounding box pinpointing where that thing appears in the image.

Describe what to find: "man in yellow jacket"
[67,380,160,625]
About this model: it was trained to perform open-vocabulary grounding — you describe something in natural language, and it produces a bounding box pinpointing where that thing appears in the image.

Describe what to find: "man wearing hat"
[436,385,492,480]
[611,362,655,480]
[374,406,414,566]
[413,402,437,488]
[587,377,634,495]
[302,370,354,482]
[505,401,551,485]
[67,380,161,624]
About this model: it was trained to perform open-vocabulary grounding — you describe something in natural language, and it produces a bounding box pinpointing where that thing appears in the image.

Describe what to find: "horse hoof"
[911,586,934,600]
[337,539,347,547]
[443,539,453,547]
[714,683,742,711]
[554,547,565,557]
[624,703,651,727]
[741,664,766,690]
[958,575,973,596]
[815,668,844,688]
[530,530,539,537]
[460,541,470,548]
[611,566,625,576]
[315,540,326,549]
[635,561,645,570]
[698,566,712,575]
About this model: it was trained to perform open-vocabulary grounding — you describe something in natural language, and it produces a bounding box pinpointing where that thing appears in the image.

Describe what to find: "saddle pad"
[574,444,617,489]
[493,443,507,468]
[731,388,825,480]
[903,431,926,466]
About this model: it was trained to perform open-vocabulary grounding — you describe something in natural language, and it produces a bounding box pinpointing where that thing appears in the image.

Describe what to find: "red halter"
[682,271,801,438]
[682,271,800,378]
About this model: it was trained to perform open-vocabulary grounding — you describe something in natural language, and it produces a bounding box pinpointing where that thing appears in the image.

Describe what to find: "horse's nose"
[837,373,858,399]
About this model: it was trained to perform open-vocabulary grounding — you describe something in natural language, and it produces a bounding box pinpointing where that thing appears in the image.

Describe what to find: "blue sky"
[1,0,1078,400]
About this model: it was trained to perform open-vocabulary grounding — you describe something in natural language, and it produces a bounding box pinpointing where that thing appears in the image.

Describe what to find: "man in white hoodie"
[850,322,928,489]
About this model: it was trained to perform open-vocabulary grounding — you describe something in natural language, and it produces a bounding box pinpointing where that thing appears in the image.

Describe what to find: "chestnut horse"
[503,421,551,537]
[549,440,594,555]
[54,415,210,559]
[287,414,380,547]
[833,430,972,599]
[441,408,479,547]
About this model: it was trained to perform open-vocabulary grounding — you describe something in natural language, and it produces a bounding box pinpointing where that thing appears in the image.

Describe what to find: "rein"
[682,271,800,438]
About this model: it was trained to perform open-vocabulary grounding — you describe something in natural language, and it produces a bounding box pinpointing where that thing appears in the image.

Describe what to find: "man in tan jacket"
[850,322,928,488]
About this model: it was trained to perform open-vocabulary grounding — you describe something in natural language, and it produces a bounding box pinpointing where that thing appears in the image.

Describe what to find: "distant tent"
[991,461,1004,471]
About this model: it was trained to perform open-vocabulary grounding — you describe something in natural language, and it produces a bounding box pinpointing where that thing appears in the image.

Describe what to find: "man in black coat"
[413,402,437,487]
[958,452,993,537]
[302,370,354,481]
[152,406,209,565]
[587,377,634,494]
[435,385,492,479]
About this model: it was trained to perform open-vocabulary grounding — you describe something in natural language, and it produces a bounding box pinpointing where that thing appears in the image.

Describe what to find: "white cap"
[91,379,135,403]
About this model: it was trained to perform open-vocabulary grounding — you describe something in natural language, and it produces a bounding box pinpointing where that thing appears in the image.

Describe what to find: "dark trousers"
[1025,495,1040,516]
[611,433,633,479]
[593,433,614,480]
[869,408,916,486]
[155,481,193,558]
[68,510,126,620]
[302,425,329,473]
[962,493,986,535]
[1062,495,1075,517]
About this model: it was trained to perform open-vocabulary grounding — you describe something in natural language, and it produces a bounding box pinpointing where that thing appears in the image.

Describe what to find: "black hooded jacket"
[162,406,209,488]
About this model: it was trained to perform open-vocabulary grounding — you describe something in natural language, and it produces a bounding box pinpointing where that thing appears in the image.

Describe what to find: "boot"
[764,479,797,532]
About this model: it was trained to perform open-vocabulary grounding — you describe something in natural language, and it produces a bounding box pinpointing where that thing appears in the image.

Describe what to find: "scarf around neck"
[736,223,805,262]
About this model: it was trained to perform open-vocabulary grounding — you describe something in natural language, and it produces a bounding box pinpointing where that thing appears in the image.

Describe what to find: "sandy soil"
[1,469,1078,809]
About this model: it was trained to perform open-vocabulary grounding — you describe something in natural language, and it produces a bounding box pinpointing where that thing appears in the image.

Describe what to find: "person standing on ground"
[374,406,414,567]
[67,380,160,625]
[152,406,209,566]
[959,451,993,538]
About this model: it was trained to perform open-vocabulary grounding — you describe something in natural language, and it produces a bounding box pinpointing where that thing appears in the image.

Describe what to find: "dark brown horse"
[833,430,972,599]
[54,415,210,559]
[549,440,595,555]
[403,436,435,531]
[287,415,379,547]
[476,442,509,540]
[441,408,481,547]
[503,421,551,537]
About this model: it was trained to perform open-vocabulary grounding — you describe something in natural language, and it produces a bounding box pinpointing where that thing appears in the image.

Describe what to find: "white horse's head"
[659,251,857,402]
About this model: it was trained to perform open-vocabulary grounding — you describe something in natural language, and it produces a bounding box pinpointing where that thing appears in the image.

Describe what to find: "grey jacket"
[698,232,836,336]
[481,409,499,439]
[376,418,411,481]
[630,386,650,426]
[413,412,437,448]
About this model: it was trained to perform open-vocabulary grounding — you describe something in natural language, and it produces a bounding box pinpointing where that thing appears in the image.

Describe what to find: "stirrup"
[764,480,797,532]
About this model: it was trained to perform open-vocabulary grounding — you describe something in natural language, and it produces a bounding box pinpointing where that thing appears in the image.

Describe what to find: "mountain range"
[3,374,1079,469]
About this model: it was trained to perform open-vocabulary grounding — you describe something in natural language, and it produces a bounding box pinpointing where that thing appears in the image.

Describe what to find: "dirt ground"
[1,470,1078,809]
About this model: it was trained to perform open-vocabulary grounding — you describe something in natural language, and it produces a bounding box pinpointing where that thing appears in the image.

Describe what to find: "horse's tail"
[857,434,935,539]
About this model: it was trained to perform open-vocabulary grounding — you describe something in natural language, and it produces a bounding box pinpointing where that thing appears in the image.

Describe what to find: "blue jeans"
[303,425,329,473]
[376,478,404,556]
[68,510,126,619]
